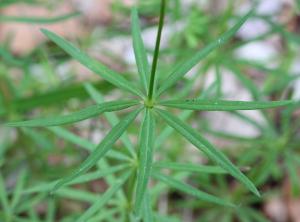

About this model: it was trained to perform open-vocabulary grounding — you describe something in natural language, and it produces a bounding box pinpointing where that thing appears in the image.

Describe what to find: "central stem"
[147,0,166,101]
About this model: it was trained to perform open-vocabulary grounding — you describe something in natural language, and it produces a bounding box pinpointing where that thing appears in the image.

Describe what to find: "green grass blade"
[11,170,27,210]
[28,208,41,222]
[153,162,226,174]
[24,164,128,194]
[21,128,53,150]
[76,171,131,222]
[258,15,300,44]
[0,92,6,116]
[134,109,155,215]
[6,100,139,127]
[41,29,144,98]
[15,193,46,214]
[47,126,130,161]
[131,7,150,92]
[84,83,136,158]
[0,12,80,24]
[86,209,117,222]
[56,188,97,203]
[157,9,254,96]
[47,126,128,203]
[0,0,28,8]
[0,173,12,221]
[152,172,234,207]
[45,198,56,222]
[0,47,26,66]
[159,99,292,111]
[51,107,142,193]
[155,109,260,196]
[225,63,261,100]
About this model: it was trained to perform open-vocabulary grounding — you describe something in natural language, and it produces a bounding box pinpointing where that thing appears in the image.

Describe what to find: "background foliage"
[0,0,300,221]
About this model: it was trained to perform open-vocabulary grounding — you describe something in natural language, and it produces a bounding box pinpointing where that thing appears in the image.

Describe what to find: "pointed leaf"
[76,171,131,222]
[157,9,254,96]
[131,7,150,92]
[41,29,144,97]
[159,99,292,111]
[134,109,155,214]
[6,100,139,127]
[155,108,260,196]
[152,171,235,207]
[52,107,142,193]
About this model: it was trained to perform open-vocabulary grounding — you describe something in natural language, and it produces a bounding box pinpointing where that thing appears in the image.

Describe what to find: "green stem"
[147,0,166,101]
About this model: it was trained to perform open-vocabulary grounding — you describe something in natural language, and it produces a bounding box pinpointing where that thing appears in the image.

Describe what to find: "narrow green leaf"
[48,126,130,161]
[153,162,226,174]
[11,170,27,210]
[0,47,26,66]
[258,15,300,44]
[76,171,131,222]
[0,92,6,116]
[45,198,56,222]
[15,193,46,214]
[157,9,254,96]
[48,125,130,204]
[0,12,80,24]
[159,99,292,111]
[24,164,128,194]
[41,29,144,97]
[84,83,136,158]
[225,63,261,100]
[56,188,98,203]
[6,100,139,127]
[87,209,118,222]
[0,0,26,8]
[22,128,53,150]
[131,7,150,92]
[51,107,142,193]
[152,172,234,207]
[155,80,218,149]
[134,109,155,214]
[28,208,41,222]
[155,109,260,196]
[0,173,11,221]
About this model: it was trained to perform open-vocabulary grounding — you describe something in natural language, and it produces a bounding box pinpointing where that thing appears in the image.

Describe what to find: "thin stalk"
[147,0,166,102]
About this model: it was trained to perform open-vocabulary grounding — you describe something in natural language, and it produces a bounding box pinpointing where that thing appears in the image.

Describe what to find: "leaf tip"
[252,187,261,197]
[4,122,18,127]
[40,28,53,38]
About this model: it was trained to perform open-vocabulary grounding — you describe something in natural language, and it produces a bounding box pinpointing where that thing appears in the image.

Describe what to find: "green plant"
[5,0,294,221]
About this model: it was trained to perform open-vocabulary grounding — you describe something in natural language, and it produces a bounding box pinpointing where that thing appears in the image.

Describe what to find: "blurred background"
[1,0,300,221]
